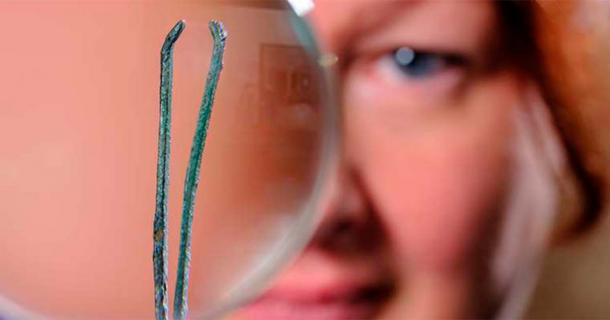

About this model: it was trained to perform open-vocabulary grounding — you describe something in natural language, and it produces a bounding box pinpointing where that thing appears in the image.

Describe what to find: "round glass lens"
[0,1,336,319]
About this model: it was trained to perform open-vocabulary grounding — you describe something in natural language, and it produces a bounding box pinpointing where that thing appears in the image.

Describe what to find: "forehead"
[310,0,497,54]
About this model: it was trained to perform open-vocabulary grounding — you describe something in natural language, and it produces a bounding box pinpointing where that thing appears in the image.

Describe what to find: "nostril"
[315,215,365,253]
[311,170,387,254]
[333,217,358,235]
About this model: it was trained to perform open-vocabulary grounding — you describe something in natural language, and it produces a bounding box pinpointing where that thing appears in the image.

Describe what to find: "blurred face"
[236,1,539,319]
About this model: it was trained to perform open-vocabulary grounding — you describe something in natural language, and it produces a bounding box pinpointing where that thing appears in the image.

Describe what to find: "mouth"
[239,283,392,320]
[235,207,394,320]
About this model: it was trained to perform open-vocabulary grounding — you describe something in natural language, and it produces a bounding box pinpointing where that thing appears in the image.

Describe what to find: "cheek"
[378,133,510,273]
[345,75,517,273]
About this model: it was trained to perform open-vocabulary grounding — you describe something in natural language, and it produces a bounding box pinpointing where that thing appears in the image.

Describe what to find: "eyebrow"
[327,1,419,56]
[335,1,498,69]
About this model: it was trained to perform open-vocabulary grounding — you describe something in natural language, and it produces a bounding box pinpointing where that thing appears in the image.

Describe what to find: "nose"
[309,156,385,256]
[305,0,389,259]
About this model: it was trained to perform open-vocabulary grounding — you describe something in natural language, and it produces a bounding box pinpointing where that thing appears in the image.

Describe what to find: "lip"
[240,296,375,320]
[235,225,392,320]
[239,286,381,320]
[235,252,392,320]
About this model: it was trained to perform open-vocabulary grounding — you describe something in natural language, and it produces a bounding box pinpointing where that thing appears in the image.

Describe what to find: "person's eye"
[344,45,472,106]
[381,47,466,80]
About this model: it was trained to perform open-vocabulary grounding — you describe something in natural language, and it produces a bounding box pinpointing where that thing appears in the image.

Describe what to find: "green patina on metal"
[154,20,185,320]
[153,20,227,320]
[174,20,228,320]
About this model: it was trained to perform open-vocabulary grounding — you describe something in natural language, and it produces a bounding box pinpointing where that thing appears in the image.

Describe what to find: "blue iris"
[391,47,446,78]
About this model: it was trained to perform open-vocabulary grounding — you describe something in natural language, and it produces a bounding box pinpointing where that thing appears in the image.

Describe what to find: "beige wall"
[527,215,610,319]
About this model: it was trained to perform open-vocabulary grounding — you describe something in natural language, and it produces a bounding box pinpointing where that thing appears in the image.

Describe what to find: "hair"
[495,1,610,240]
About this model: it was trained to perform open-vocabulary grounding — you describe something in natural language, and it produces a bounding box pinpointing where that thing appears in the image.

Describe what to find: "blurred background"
[527,216,610,319]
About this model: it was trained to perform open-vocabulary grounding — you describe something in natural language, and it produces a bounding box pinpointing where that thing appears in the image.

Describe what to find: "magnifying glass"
[0,0,337,318]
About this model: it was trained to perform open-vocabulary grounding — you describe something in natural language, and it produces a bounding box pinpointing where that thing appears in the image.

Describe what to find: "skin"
[236,1,543,319]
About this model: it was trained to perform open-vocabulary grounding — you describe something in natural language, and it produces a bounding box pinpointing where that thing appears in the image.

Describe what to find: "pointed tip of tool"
[162,20,186,53]
[176,19,186,31]
[170,19,186,40]
[209,20,228,42]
